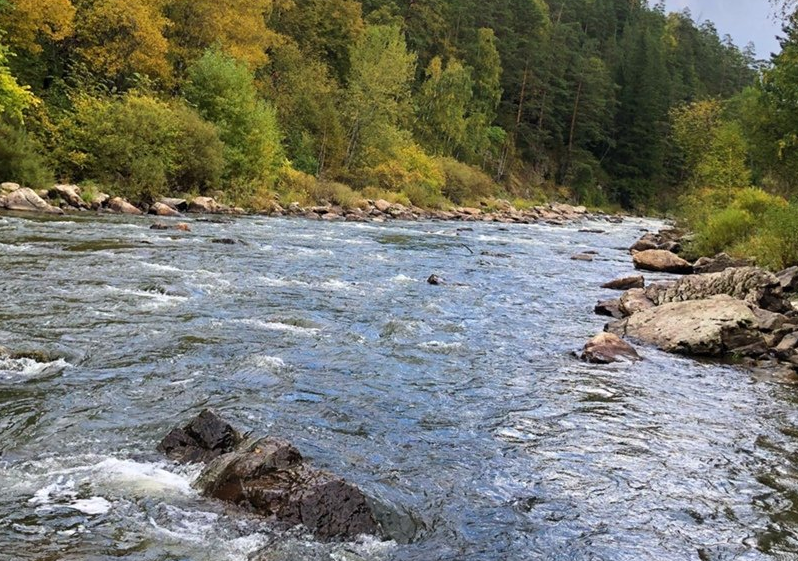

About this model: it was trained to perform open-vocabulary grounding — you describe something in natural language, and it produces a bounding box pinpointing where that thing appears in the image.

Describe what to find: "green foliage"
[277,166,364,209]
[438,157,498,204]
[0,118,53,187]
[0,42,36,121]
[738,203,798,270]
[185,49,283,191]
[692,207,754,257]
[57,92,224,202]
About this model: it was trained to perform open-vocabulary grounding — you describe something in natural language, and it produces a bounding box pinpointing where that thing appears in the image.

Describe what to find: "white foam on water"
[391,274,418,283]
[418,341,463,351]
[104,286,189,309]
[139,262,184,274]
[0,241,34,253]
[247,355,286,370]
[69,496,112,515]
[91,457,196,497]
[233,318,321,336]
[0,356,72,379]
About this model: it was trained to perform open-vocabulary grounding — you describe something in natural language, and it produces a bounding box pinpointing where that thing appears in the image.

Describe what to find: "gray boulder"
[777,266,798,293]
[1,187,64,214]
[107,197,143,215]
[51,184,88,209]
[608,296,766,357]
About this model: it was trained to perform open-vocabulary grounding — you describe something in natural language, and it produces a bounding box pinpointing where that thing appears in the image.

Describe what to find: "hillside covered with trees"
[0,0,786,219]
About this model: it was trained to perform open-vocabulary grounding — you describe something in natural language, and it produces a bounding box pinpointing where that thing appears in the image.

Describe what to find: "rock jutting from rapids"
[158,409,384,542]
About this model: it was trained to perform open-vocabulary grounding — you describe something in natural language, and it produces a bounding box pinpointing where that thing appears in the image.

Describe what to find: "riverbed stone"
[580,332,641,364]
[619,288,655,316]
[149,201,181,217]
[158,409,243,464]
[602,275,645,290]
[608,296,765,357]
[196,437,380,541]
[0,182,20,195]
[107,197,143,215]
[1,187,64,214]
[633,249,693,274]
[595,299,623,319]
[51,184,88,209]
[188,196,220,213]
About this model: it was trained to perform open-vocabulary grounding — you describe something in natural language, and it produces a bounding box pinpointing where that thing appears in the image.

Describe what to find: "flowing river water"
[1,212,798,561]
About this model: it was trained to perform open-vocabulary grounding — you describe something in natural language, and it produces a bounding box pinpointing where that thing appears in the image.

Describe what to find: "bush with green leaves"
[0,118,53,187]
[185,49,284,192]
[58,92,224,202]
[438,157,498,204]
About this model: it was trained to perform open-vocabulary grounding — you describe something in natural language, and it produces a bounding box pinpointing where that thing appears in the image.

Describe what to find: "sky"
[661,0,782,59]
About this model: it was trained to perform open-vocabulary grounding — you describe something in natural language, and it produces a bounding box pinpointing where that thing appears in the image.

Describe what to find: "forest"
[0,0,796,266]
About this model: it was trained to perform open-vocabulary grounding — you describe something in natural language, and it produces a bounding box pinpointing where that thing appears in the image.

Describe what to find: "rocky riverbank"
[584,227,798,379]
[0,181,620,226]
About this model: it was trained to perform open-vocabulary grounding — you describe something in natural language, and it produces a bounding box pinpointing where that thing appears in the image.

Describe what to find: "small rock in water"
[427,274,443,285]
[211,238,239,245]
[580,332,641,364]
[571,253,594,262]
[158,408,243,464]
[150,223,170,230]
[602,275,645,290]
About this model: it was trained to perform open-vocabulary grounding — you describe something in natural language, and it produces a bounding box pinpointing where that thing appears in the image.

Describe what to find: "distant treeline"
[0,0,774,212]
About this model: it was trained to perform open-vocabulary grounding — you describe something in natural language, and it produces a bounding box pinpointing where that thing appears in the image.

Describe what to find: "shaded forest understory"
[1,0,798,267]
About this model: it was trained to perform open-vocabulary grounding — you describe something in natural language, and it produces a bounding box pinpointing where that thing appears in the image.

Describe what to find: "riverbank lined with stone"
[0,181,620,226]
[583,227,798,379]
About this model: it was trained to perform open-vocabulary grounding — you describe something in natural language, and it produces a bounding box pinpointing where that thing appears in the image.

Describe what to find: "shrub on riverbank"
[683,187,798,269]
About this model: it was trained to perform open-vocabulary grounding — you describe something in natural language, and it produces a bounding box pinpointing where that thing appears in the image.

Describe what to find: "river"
[0,212,797,560]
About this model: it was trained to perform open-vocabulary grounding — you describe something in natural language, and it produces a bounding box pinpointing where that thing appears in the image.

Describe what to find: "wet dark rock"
[150,223,170,230]
[157,409,243,464]
[211,238,240,245]
[693,253,753,275]
[602,275,644,291]
[427,274,443,285]
[159,410,383,542]
[196,438,380,541]
[595,299,623,319]
[579,228,606,234]
[633,249,693,274]
[580,332,641,364]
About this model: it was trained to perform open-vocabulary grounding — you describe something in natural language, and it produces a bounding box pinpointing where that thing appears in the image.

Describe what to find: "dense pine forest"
[0,0,796,262]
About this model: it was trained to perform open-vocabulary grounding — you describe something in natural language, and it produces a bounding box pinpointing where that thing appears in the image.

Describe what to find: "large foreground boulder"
[580,332,641,364]
[633,249,693,274]
[196,437,380,541]
[1,187,64,214]
[159,409,382,542]
[608,296,766,357]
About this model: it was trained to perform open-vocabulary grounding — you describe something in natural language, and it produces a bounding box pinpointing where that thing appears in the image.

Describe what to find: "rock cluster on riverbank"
[0,181,619,226]
[589,228,798,377]
[158,409,383,542]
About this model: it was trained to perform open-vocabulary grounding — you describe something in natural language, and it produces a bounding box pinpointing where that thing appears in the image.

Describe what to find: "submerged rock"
[571,253,594,262]
[580,332,641,364]
[601,275,644,291]
[1,187,64,214]
[633,249,693,274]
